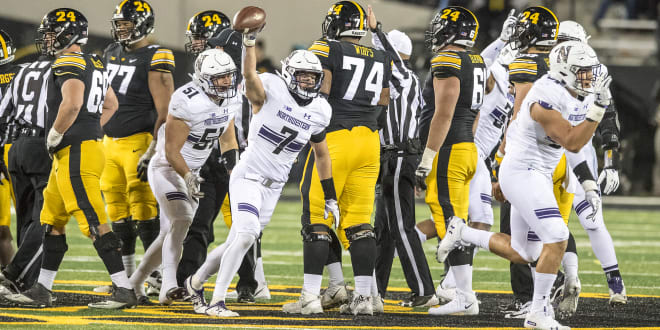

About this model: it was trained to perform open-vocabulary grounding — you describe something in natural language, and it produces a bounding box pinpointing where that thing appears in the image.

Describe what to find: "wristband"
[221,149,238,171]
[320,178,337,200]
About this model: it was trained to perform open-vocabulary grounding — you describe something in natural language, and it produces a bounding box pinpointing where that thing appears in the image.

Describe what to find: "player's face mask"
[573,64,600,95]
[112,20,134,43]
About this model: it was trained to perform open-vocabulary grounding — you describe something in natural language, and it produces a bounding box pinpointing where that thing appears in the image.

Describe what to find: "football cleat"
[184,276,207,314]
[524,309,570,330]
[339,294,373,315]
[436,216,465,263]
[436,284,457,304]
[4,282,53,308]
[205,301,239,317]
[607,276,627,306]
[237,287,255,304]
[321,284,348,309]
[373,294,384,313]
[146,271,162,296]
[428,291,478,316]
[400,293,440,307]
[0,276,19,296]
[136,295,155,306]
[88,285,137,309]
[254,282,271,300]
[282,290,323,314]
[93,285,113,293]
[504,300,531,319]
[160,286,187,305]
[557,276,580,319]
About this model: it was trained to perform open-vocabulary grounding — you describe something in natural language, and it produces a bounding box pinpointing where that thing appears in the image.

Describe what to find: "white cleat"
[282,290,323,314]
[205,301,239,317]
[184,276,207,314]
[372,294,384,313]
[93,285,113,293]
[607,276,627,306]
[436,216,465,263]
[558,276,580,319]
[339,294,373,315]
[321,284,348,309]
[145,271,161,296]
[435,284,457,304]
[524,310,570,330]
[254,282,271,300]
[428,291,478,316]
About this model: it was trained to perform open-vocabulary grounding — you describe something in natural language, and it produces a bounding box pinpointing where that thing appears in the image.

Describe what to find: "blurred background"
[1,0,659,196]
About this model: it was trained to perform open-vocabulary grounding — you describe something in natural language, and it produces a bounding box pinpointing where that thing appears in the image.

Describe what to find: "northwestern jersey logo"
[204,113,229,125]
[276,110,310,130]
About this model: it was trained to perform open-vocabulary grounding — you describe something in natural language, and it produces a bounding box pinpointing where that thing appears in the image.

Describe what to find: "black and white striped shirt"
[0,59,51,130]
[371,29,422,147]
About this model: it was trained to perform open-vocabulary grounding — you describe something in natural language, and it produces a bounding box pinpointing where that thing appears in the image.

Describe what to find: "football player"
[414,6,486,315]
[0,29,18,268]
[129,48,239,305]
[438,40,611,330]
[184,10,230,56]
[100,0,175,290]
[4,8,136,309]
[184,41,336,317]
[288,1,391,315]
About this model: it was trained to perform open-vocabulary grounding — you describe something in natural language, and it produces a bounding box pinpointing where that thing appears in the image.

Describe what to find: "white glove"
[597,168,619,195]
[594,74,613,107]
[499,9,517,42]
[184,171,205,200]
[243,31,258,47]
[582,180,601,221]
[415,147,437,191]
[137,140,157,182]
[324,199,340,230]
[46,128,64,158]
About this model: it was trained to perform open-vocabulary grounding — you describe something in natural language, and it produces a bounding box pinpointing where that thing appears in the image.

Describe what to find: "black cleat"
[4,282,53,307]
[88,285,137,309]
[236,287,255,304]
[399,293,440,307]
[137,295,155,306]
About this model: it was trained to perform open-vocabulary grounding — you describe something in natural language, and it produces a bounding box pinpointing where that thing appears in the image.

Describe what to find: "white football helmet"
[279,50,324,100]
[549,40,601,96]
[558,20,590,43]
[193,48,237,99]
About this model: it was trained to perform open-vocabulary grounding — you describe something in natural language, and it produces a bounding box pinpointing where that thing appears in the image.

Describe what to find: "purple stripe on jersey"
[527,231,541,241]
[575,200,590,216]
[488,108,506,123]
[258,126,284,145]
[480,193,492,204]
[166,191,189,201]
[284,140,305,153]
[237,202,259,218]
[187,134,200,143]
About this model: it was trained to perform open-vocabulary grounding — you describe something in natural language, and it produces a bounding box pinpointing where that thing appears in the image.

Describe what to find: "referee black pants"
[4,135,51,290]
[176,148,258,292]
[375,152,434,297]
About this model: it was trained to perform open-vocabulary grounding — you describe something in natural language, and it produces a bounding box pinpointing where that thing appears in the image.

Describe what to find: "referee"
[368,8,436,307]
[0,54,53,294]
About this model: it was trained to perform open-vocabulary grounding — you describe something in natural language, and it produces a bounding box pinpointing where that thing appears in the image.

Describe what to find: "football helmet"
[193,49,237,99]
[558,20,590,43]
[185,10,231,56]
[549,40,600,96]
[0,30,15,65]
[279,50,324,100]
[322,1,367,40]
[111,0,155,46]
[511,6,559,51]
[35,8,88,56]
[425,6,479,52]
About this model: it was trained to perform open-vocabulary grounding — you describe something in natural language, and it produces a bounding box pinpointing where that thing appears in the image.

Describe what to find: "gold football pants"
[0,144,14,227]
[553,154,574,225]
[100,132,158,222]
[41,140,107,237]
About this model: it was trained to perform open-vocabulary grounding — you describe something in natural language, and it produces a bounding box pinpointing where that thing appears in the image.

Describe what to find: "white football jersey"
[235,73,331,183]
[505,74,588,174]
[474,63,514,158]
[152,81,239,170]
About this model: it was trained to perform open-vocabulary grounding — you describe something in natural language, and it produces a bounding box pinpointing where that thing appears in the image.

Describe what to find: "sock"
[441,265,456,289]
[562,252,579,279]
[354,275,371,296]
[110,270,131,289]
[37,269,57,291]
[191,274,204,290]
[371,271,379,296]
[531,272,557,314]
[451,264,473,295]
[327,262,345,287]
[122,254,136,277]
[302,274,323,295]
[461,226,493,251]
[605,267,621,280]
[196,241,229,283]
[255,257,266,284]
[587,227,619,272]
[211,233,255,305]
[129,231,165,296]
[415,226,427,243]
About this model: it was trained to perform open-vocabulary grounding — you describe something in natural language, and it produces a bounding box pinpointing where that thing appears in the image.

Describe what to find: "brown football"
[232,6,266,33]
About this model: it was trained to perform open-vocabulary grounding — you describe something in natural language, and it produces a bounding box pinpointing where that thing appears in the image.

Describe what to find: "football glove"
[594,73,613,108]
[598,168,619,195]
[46,128,64,159]
[324,199,340,230]
[415,147,437,191]
[137,140,157,182]
[499,9,517,42]
[184,171,205,200]
[243,31,258,47]
[582,180,601,221]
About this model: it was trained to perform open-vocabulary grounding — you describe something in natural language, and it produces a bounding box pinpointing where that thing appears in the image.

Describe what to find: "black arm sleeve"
[573,161,595,184]
[597,101,620,150]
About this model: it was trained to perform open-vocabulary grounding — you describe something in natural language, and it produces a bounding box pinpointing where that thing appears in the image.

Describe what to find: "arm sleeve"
[430,52,462,79]
[480,39,506,68]
[150,48,176,73]
[597,102,620,150]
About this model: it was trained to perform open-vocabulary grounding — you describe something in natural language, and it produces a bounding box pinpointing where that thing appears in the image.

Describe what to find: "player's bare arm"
[311,139,332,181]
[164,114,191,178]
[219,118,239,174]
[530,102,599,152]
[242,36,266,112]
[148,70,174,140]
[425,76,460,151]
[51,79,85,134]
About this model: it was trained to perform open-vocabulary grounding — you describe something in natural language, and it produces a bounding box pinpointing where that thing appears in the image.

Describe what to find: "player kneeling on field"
[128,48,239,305]
[183,33,337,317]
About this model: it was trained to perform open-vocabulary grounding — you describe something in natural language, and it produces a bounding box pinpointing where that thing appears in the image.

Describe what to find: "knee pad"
[345,223,376,244]
[111,218,137,255]
[301,223,332,243]
[447,245,474,266]
[44,234,68,254]
[93,231,122,254]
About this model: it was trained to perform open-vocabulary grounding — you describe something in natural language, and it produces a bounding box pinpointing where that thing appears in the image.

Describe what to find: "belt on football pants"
[244,172,285,189]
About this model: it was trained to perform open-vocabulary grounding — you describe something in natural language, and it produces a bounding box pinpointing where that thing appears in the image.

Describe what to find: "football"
[232,6,266,33]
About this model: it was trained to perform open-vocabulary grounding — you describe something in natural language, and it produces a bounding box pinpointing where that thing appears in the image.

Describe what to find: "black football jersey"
[508,53,550,84]
[419,50,487,146]
[102,43,175,138]
[47,52,109,151]
[309,38,392,132]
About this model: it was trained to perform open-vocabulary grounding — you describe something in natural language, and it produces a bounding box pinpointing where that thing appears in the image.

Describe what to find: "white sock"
[122,254,136,277]
[371,271,379,296]
[130,231,165,296]
[160,220,191,303]
[191,274,204,290]
[415,226,427,243]
[562,252,579,279]
[531,272,557,314]
[211,233,255,305]
[196,241,228,283]
[354,275,371,296]
[451,264,473,295]
[461,226,493,252]
[255,257,266,284]
[38,269,57,291]
[302,274,323,296]
[586,227,619,271]
[110,270,132,289]
[327,262,345,286]
[441,266,456,289]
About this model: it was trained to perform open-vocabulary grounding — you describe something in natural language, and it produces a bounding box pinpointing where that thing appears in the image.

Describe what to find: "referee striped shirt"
[0,59,51,130]
[371,29,422,146]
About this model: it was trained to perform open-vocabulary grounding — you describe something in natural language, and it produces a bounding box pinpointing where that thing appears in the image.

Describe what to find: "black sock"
[304,240,329,275]
[348,237,376,276]
[94,232,124,274]
[42,234,68,271]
